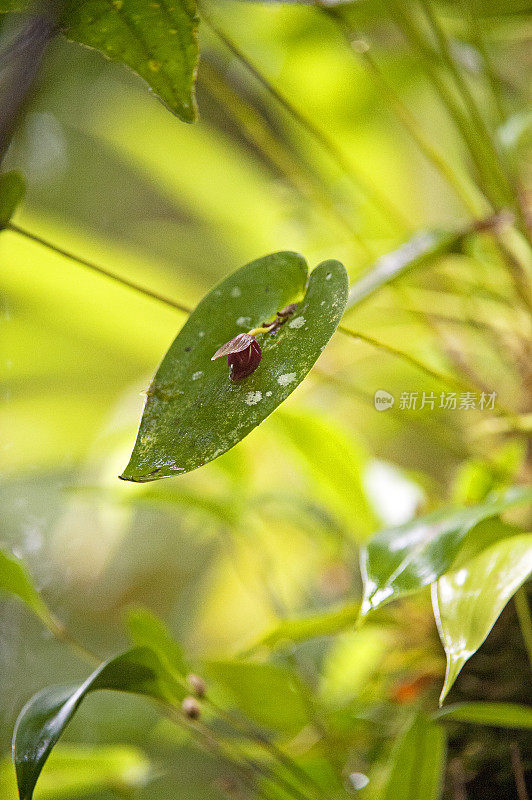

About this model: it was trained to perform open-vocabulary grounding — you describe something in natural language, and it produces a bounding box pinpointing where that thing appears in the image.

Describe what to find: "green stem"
[7,223,190,313]
[417,0,519,217]
[200,2,409,232]
[318,4,487,218]
[391,1,502,209]
[514,587,532,670]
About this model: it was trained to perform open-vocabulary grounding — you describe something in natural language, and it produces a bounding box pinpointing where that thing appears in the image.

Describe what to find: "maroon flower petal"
[211,333,255,361]
[229,339,262,381]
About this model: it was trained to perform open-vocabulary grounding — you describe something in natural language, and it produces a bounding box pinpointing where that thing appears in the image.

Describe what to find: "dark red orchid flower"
[211,333,262,381]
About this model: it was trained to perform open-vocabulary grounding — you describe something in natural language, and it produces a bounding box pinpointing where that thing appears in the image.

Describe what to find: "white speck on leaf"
[237,316,251,327]
[320,300,325,306]
[245,391,262,405]
[192,371,203,381]
[289,316,305,329]
[230,286,241,298]
[198,331,205,338]
[277,373,296,386]
[266,390,272,396]
[326,272,332,280]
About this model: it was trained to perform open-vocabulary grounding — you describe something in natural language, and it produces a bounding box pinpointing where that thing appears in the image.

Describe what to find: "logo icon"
[374,389,394,411]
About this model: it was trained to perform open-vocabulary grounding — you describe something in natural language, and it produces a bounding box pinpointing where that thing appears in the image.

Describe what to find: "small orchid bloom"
[211,333,262,381]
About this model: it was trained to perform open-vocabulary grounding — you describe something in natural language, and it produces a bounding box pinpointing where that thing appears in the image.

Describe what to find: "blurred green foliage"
[1,1,531,799]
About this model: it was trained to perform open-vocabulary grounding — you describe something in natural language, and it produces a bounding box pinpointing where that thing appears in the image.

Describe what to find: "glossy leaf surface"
[360,487,532,616]
[12,647,182,800]
[121,253,348,481]
[433,533,532,704]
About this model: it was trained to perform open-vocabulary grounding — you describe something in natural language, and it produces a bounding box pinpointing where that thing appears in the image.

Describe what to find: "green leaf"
[244,602,361,654]
[434,702,532,729]
[0,744,150,800]
[205,660,310,734]
[0,171,25,229]
[0,548,55,630]
[382,714,446,800]
[432,533,532,704]
[12,646,183,800]
[62,0,199,123]
[120,253,348,481]
[360,486,532,616]
[127,606,187,678]
[346,229,460,310]
[273,409,375,537]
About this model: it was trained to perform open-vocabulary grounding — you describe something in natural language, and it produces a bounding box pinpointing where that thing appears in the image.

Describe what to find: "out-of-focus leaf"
[0,744,150,800]
[452,441,526,505]
[127,607,187,678]
[432,533,532,704]
[0,171,25,228]
[274,409,375,537]
[12,646,184,800]
[497,111,532,153]
[0,548,55,630]
[434,702,532,729]
[346,230,459,310]
[382,714,446,800]
[120,254,348,481]
[360,487,532,616]
[205,660,309,733]
[62,0,199,123]
[244,602,361,653]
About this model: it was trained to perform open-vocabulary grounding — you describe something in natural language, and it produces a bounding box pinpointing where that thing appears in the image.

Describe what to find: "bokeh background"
[1,1,531,798]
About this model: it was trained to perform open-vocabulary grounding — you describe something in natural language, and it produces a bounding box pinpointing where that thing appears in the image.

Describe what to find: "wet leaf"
[434,702,532,729]
[12,647,183,800]
[432,533,532,704]
[121,253,348,481]
[382,714,446,800]
[360,486,532,616]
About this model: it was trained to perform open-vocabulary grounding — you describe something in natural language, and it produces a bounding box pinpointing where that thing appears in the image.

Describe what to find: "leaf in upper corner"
[360,486,532,616]
[432,533,532,705]
[0,171,25,229]
[0,744,150,800]
[120,253,348,481]
[61,0,199,123]
[12,646,184,800]
[382,714,446,800]
[434,702,532,729]
[0,548,55,630]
